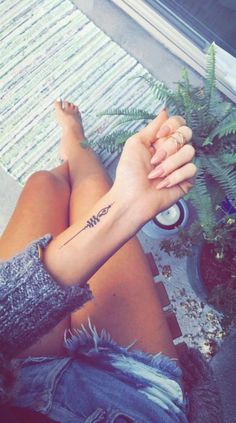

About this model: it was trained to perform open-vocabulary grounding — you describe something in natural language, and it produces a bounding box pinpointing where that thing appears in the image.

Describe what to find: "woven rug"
[0,0,160,185]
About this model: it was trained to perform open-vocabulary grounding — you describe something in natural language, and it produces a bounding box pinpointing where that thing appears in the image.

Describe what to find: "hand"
[112,110,197,225]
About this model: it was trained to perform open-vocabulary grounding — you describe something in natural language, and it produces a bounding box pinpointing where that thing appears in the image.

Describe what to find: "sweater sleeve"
[0,234,93,358]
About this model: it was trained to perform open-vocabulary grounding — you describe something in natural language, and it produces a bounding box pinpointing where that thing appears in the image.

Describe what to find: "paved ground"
[1,1,235,421]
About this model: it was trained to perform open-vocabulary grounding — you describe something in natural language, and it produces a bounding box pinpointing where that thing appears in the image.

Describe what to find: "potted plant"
[90,44,236,329]
[142,199,189,239]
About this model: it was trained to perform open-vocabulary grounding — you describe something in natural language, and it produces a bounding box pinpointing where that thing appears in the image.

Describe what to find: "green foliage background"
[95,44,236,244]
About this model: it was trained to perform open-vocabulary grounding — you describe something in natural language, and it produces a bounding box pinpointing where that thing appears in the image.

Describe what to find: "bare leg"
[0,163,71,356]
[55,101,178,359]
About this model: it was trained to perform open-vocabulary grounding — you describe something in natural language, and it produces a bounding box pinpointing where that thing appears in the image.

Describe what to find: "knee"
[26,171,68,193]
[78,173,112,193]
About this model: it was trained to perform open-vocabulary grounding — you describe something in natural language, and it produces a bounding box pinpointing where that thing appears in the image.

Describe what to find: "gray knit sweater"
[0,234,92,402]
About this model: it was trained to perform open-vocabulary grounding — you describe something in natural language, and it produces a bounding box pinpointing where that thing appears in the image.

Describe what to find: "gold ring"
[171,131,185,151]
[178,183,187,195]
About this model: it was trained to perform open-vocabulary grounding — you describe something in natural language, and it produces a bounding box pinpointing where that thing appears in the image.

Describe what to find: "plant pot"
[187,238,236,314]
[142,199,189,239]
[187,242,208,301]
[218,0,236,11]
[187,240,229,302]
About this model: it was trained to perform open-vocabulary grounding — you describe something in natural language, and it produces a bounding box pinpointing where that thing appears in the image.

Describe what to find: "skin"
[0,101,196,360]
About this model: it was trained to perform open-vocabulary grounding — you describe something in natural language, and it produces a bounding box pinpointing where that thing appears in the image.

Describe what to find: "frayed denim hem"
[64,319,187,419]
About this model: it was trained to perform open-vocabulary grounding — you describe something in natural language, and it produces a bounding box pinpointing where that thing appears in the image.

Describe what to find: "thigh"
[0,170,71,357]
[69,178,177,359]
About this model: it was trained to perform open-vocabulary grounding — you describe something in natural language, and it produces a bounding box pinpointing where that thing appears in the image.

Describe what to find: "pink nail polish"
[150,149,167,165]
[148,166,165,179]
[156,178,171,190]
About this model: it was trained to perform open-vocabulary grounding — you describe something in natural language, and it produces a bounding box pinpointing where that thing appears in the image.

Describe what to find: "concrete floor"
[0,1,235,421]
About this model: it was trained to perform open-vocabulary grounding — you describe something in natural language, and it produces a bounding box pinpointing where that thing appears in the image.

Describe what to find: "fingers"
[148,144,195,179]
[155,163,197,190]
[155,115,186,138]
[138,109,169,146]
[178,178,196,195]
[151,125,192,165]
[137,111,188,155]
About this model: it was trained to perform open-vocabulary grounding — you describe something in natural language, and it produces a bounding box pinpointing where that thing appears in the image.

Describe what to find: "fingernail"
[156,125,170,138]
[148,166,165,179]
[150,149,167,165]
[56,97,62,102]
[156,178,171,190]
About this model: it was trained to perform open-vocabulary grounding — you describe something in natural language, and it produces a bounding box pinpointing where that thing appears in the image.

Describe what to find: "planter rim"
[187,241,208,301]
[142,199,189,238]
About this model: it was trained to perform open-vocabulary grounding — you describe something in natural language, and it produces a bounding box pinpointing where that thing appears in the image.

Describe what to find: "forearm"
[42,188,142,287]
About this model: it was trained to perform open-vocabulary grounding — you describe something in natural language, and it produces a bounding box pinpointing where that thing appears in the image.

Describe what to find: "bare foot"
[54,99,85,160]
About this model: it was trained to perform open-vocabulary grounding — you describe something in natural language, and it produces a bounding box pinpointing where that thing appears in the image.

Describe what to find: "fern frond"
[187,169,217,240]
[204,43,217,112]
[221,153,236,165]
[112,116,151,129]
[98,108,156,130]
[187,156,217,240]
[176,69,194,126]
[172,83,185,115]
[136,74,176,109]
[208,118,236,141]
[213,101,233,122]
[96,130,135,153]
[204,156,236,202]
[98,108,156,120]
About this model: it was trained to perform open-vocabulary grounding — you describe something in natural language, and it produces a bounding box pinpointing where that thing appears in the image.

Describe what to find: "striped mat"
[0,0,160,185]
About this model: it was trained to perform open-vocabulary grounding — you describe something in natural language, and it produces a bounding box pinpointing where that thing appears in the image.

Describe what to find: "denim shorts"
[11,320,188,422]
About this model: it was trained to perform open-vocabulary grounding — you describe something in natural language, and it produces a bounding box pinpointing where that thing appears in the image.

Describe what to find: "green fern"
[209,117,236,140]
[98,107,156,120]
[95,130,136,153]
[175,69,194,125]
[204,43,216,113]
[203,156,236,202]
[187,171,217,240]
[98,108,156,129]
[96,43,236,242]
[135,74,175,107]
[221,152,236,165]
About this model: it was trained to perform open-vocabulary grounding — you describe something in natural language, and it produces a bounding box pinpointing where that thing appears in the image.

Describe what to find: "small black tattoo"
[59,203,114,248]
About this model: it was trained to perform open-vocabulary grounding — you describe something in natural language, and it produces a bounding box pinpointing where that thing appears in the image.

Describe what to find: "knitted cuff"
[0,234,93,357]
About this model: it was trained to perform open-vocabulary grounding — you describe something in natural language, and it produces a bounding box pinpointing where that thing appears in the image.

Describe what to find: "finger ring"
[171,131,185,151]
[178,183,187,195]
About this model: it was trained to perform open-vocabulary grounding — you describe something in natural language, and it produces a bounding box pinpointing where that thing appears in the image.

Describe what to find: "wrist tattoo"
[59,203,114,249]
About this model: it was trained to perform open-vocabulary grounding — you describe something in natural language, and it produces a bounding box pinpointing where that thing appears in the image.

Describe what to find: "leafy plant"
[95,43,236,244]
[209,281,236,330]
[93,44,236,323]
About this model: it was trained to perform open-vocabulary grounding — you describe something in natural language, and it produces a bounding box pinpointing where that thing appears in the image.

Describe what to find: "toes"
[63,101,70,110]
[64,101,78,111]
[54,99,62,110]
[71,103,79,111]
[54,99,79,112]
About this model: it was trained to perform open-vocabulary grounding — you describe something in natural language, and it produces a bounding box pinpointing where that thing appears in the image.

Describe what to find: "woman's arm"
[0,112,196,358]
[42,188,141,287]
[42,112,196,289]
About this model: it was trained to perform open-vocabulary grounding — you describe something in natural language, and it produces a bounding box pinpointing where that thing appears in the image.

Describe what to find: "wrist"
[43,188,140,288]
[107,186,143,235]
